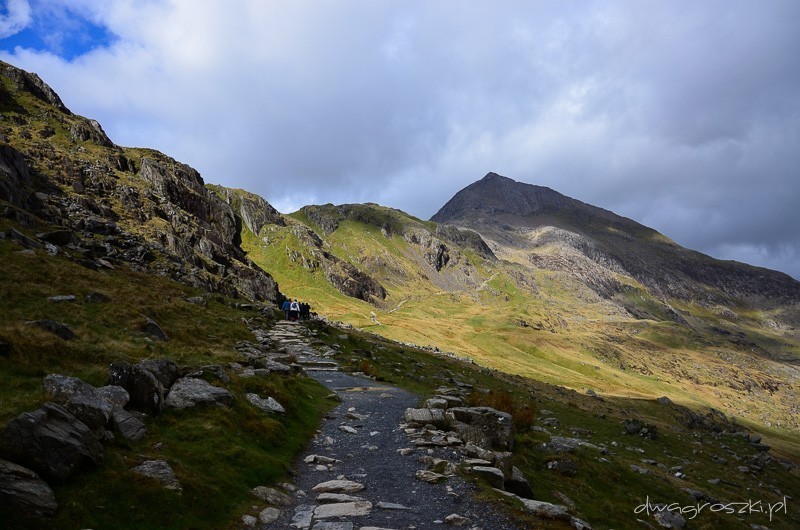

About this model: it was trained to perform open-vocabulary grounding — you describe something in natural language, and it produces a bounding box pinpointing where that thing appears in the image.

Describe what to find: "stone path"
[261,321,521,530]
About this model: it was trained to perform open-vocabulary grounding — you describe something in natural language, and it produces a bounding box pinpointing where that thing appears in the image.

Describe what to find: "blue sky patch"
[1,4,116,60]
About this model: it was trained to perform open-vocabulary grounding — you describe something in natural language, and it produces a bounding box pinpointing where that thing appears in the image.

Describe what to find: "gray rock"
[313,500,372,518]
[43,374,113,430]
[141,317,168,341]
[251,486,293,506]
[164,378,234,409]
[0,403,103,481]
[547,459,578,477]
[0,458,58,517]
[403,408,449,429]
[376,501,412,510]
[47,295,76,303]
[505,466,534,499]
[246,393,285,414]
[25,320,77,340]
[110,407,147,441]
[138,359,179,389]
[130,460,182,493]
[9,228,42,250]
[415,469,447,483]
[290,504,315,528]
[242,514,257,527]
[653,507,686,529]
[311,522,354,530]
[84,291,111,303]
[445,407,514,451]
[96,385,130,409]
[425,397,449,409]
[108,361,165,415]
[519,499,570,520]
[259,507,281,524]
[470,466,505,489]
[317,492,364,503]
[187,364,231,383]
[656,396,673,406]
[444,513,470,526]
[312,479,365,493]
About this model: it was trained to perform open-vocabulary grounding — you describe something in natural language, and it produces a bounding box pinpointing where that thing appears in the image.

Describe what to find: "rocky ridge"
[1,61,278,302]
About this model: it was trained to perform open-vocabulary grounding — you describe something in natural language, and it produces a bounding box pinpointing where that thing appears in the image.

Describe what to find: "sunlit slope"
[236,194,800,435]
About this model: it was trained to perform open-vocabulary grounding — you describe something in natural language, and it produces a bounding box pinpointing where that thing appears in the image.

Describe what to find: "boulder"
[164,378,234,409]
[108,362,165,415]
[141,317,168,341]
[470,466,505,489]
[251,486,293,506]
[130,460,182,493]
[246,393,285,414]
[42,374,113,430]
[95,385,130,409]
[403,408,449,429]
[0,403,103,481]
[187,364,230,383]
[0,458,58,517]
[110,408,147,441]
[138,359,179,389]
[445,407,514,451]
[505,466,534,499]
[25,320,76,340]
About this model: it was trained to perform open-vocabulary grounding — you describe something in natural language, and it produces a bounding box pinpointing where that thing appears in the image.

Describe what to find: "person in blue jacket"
[281,299,291,320]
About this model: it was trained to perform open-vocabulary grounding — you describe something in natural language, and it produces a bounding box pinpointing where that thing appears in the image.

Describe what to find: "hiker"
[281,298,291,320]
[289,299,300,321]
[300,302,310,320]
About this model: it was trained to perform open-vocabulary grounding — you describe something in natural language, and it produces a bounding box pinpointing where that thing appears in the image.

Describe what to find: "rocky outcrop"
[0,403,103,481]
[0,62,281,304]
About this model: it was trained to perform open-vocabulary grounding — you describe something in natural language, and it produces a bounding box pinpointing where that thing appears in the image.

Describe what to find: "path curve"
[266,321,521,530]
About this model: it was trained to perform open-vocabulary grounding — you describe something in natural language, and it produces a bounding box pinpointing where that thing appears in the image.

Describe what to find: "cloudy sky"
[2,1,799,279]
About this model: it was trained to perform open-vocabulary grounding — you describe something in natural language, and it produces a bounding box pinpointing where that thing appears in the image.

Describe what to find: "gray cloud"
[2,0,799,279]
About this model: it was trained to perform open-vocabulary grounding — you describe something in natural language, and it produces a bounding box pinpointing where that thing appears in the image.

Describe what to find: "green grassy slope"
[0,216,333,529]
[235,197,800,457]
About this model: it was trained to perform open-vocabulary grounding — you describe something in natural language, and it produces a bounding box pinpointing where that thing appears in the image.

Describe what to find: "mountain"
[433,172,800,310]
[0,61,278,302]
[3,61,800,530]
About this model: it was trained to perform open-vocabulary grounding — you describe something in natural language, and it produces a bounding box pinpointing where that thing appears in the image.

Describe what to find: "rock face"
[431,171,800,309]
[0,61,281,304]
[0,403,103,481]
[0,458,58,517]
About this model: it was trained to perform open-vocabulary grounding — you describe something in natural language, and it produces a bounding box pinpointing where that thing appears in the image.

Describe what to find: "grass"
[0,220,335,529]
[309,320,800,529]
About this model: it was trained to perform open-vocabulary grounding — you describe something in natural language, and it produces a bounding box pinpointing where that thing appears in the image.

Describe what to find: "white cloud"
[1,0,799,279]
[0,0,31,38]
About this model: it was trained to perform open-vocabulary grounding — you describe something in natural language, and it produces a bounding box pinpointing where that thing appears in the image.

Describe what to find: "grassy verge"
[0,220,335,529]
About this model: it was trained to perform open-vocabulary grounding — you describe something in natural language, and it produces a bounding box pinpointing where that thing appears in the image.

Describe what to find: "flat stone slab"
[317,492,364,503]
[313,500,372,519]
[312,479,365,494]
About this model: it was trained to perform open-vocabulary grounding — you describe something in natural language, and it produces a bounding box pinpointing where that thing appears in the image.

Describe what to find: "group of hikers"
[281,298,311,321]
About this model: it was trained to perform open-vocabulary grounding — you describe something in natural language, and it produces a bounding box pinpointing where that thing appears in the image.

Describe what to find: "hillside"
[2,61,800,529]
